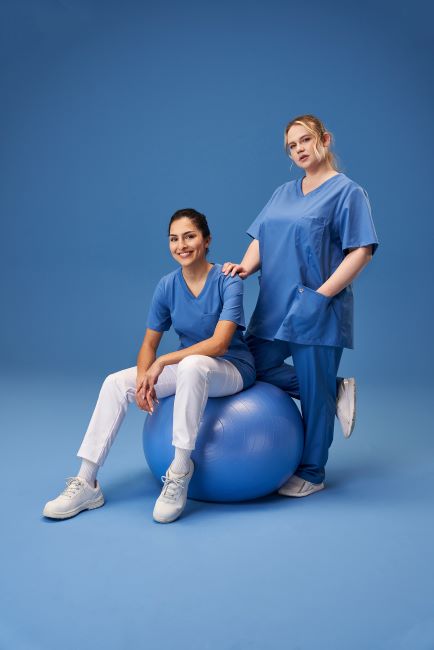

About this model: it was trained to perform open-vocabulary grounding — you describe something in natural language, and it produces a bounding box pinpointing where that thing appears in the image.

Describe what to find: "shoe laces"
[61,477,86,499]
[160,474,185,502]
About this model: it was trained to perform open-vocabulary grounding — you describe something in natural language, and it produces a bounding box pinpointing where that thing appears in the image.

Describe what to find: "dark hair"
[168,208,211,255]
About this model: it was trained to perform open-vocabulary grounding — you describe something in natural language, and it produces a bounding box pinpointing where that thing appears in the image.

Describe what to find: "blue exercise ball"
[142,381,304,502]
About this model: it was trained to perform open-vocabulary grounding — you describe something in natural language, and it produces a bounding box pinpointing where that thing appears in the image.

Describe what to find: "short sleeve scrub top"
[245,173,379,485]
[246,173,379,348]
[146,262,256,389]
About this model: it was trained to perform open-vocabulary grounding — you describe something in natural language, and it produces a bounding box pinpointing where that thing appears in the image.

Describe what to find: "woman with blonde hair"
[223,114,379,497]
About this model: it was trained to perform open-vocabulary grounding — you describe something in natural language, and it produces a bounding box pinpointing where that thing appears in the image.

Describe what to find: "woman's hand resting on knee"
[135,360,164,413]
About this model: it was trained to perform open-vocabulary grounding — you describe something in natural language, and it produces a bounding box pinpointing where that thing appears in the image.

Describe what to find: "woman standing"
[223,114,379,497]
[43,209,255,523]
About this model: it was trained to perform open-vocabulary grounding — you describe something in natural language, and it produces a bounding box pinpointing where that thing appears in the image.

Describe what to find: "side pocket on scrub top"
[287,285,332,340]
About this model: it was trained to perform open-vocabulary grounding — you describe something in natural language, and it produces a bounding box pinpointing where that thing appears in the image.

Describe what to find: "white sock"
[170,448,192,475]
[78,459,99,487]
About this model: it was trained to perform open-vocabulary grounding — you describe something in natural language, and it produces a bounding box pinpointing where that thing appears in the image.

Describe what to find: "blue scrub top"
[146,263,256,388]
[246,173,379,349]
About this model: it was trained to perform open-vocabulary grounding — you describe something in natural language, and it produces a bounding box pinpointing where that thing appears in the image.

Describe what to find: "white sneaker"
[278,474,324,497]
[43,477,104,520]
[336,377,356,439]
[153,460,194,524]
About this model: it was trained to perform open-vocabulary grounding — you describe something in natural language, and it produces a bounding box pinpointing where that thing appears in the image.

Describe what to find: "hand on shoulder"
[221,262,248,279]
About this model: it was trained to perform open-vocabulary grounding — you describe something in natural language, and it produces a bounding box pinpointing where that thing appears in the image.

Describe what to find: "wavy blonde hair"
[284,114,340,171]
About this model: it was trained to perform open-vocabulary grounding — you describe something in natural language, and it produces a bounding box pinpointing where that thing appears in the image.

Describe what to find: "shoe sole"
[43,495,105,520]
[343,379,356,439]
[278,484,324,497]
[153,511,182,524]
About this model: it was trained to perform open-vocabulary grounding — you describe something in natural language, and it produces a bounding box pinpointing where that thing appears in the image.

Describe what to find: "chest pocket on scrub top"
[296,214,327,287]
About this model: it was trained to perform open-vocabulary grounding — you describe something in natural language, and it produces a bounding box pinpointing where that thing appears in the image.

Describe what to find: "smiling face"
[286,123,330,171]
[169,217,211,268]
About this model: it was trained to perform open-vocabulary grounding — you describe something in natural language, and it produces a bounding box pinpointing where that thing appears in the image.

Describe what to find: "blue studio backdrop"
[1,2,434,650]
[1,0,433,383]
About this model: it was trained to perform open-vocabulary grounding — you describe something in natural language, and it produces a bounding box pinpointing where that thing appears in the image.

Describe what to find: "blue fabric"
[245,333,343,484]
[146,263,256,389]
[246,173,379,348]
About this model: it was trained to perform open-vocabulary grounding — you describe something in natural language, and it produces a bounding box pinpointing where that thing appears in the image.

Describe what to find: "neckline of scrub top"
[178,263,216,300]
[297,172,343,198]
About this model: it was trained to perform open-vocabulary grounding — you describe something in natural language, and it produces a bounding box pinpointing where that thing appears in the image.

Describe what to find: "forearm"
[158,337,226,367]
[240,239,261,276]
[317,246,373,297]
[137,343,157,376]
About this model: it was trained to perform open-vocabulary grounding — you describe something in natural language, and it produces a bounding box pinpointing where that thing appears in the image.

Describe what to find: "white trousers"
[77,355,244,466]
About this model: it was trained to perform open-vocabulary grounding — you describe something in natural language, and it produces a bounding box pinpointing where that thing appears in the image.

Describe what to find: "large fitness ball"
[142,381,304,502]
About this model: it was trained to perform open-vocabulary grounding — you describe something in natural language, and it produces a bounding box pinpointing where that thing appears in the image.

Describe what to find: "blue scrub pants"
[245,334,343,484]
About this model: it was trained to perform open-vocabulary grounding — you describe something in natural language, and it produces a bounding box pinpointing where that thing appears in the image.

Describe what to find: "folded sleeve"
[146,278,172,332]
[218,275,246,330]
[246,185,282,240]
[339,185,379,255]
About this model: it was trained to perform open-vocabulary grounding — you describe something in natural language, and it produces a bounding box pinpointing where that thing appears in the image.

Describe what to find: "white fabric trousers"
[77,354,244,466]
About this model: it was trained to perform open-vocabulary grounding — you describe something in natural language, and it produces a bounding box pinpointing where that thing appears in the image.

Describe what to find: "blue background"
[1,1,433,649]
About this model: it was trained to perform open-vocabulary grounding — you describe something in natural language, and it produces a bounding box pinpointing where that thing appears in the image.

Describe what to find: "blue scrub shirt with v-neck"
[146,263,256,388]
[246,173,379,348]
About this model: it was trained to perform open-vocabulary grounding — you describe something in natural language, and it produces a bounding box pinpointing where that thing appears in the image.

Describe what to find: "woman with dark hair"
[223,114,379,497]
[43,209,255,523]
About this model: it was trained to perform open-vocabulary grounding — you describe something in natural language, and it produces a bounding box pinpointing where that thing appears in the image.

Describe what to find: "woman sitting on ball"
[43,208,256,524]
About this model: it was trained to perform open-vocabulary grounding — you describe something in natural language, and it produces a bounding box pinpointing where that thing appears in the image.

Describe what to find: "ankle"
[171,447,192,475]
[78,459,99,486]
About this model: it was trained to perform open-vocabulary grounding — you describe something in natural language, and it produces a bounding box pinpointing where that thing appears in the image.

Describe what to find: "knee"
[177,355,211,378]
[102,369,128,394]
[102,372,116,386]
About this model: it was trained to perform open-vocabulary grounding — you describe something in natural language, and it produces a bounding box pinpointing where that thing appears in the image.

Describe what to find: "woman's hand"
[222,241,260,278]
[135,374,150,412]
[136,372,146,392]
[221,262,249,278]
[135,360,164,413]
